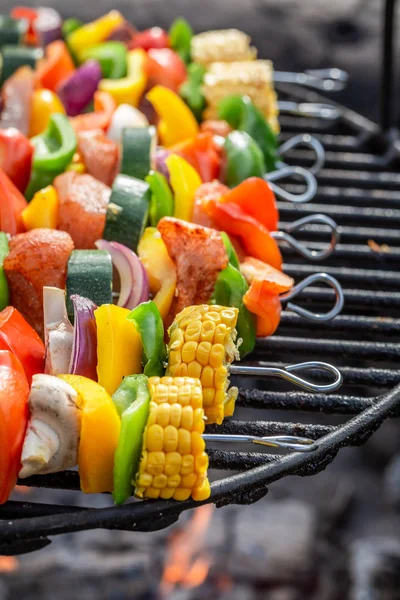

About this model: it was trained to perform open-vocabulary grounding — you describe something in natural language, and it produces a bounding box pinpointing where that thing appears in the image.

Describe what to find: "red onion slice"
[69,295,98,381]
[34,7,63,47]
[57,60,102,117]
[95,239,149,310]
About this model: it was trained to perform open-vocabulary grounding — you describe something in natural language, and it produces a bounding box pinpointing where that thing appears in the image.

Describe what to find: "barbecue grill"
[1,0,400,558]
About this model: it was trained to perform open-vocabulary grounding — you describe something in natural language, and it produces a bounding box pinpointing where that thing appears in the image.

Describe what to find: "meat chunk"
[77,129,119,187]
[54,171,111,249]
[157,217,228,314]
[4,229,74,337]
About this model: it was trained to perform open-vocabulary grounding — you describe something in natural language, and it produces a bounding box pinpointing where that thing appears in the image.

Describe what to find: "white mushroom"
[19,374,81,478]
[43,286,74,376]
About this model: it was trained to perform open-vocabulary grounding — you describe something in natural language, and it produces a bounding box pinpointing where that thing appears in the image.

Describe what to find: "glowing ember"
[161,504,214,594]
[0,556,18,572]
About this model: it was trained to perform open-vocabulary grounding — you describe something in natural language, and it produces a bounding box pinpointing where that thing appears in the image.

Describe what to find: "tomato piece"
[0,306,45,384]
[0,168,28,235]
[169,133,221,183]
[145,48,187,92]
[240,257,294,294]
[0,129,33,193]
[130,27,169,50]
[221,177,278,232]
[0,350,29,504]
[208,200,283,270]
[243,280,282,338]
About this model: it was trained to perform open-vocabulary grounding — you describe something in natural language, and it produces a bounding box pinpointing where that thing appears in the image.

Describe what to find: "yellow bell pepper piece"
[58,375,121,494]
[29,89,65,138]
[21,185,59,230]
[67,11,124,56]
[99,49,147,107]
[146,85,199,147]
[94,304,142,396]
[66,152,86,174]
[165,154,202,222]
[138,227,177,321]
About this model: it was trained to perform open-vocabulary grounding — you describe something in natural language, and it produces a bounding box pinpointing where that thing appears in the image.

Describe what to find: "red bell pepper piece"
[208,200,283,270]
[169,133,221,183]
[70,91,117,133]
[0,129,33,193]
[0,306,45,383]
[0,350,30,504]
[35,40,75,92]
[10,6,39,45]
[130,27,169,50]
[145,48,187,92]
[220,177,278,232]
[0,169,28,236]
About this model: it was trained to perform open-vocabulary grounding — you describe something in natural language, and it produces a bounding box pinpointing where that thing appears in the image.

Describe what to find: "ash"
[1,418,400,600]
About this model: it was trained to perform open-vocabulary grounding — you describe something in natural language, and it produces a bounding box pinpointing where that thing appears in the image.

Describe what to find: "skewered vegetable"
[0,129,33,192]
[43,287,73,376]
[0,234,9,311]
[127,300,166,377]
[135,375,210,501]
[19,374,81,478]
[166,154,202,221]
[65,250,112,318]
[167,304,239,424]
[0,169,28,235]
[22,185,59,230]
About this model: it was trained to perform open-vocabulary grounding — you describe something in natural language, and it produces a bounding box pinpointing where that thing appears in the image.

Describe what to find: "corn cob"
[191,29,257,66]
[167,305,240,425]
[135,376,211,502]
[202,60,279,133]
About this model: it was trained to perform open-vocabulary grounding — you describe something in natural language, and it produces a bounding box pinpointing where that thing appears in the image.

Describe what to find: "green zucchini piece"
[0,232,9,311]
[121,127,156,181]
[66,250,113,319]
[0,46,43,85]
[103,174,150,252]
[0,16,27,48]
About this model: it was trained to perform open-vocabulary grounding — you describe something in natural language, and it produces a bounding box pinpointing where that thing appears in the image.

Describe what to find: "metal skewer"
[280,273,344,321]
[274,68,348,91]
[272,214,339,260]
[278,101,341,120]
[203,433,317,452]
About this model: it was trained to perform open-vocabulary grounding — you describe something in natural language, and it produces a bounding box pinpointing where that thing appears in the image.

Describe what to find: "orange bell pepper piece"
[220,177,278,232]
[208,200,283,270]
[36,40,75,91]
[243,280,282,338]
[70,91,116,133]
[240,257,294,294]
[169,132,221,183]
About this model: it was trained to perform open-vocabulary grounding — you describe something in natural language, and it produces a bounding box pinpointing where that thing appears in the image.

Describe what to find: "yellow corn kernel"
[168,474,181,487]
[201,365,214,389]
[210,344,225,368]
[147,424,164,452]
[196,341,211,366]
[191,385,203,409]
[147,404,157,426]
[192,431,206,454]
[160,487,176,499]
[139,450,148,473]
[215,366,228,389]
[145,487,160,499]
[214,323,228,346]
[192,479,211,502]
[137,473,153,488]
[193,408,205,433]
[181,473,197,489]
[221,308,238,327]
[147,452,165,476]
[201,320,216,343]
[169,350,182,367]
[187,361,202,379]
[181,406,194,430]
[178,429,191,454]
[182,341,197,363]
[170,403,182,428]
[165,452,182,476]
[173,488,191,501]
[156,403,171,427]
[184,320,202,342]
[203,388,215,407]
[181,454,195,476]
[153,474,168,489]
[195,453,209,473]
[164,425,179,452]
[192,29,256,66]
[170,328,184,350]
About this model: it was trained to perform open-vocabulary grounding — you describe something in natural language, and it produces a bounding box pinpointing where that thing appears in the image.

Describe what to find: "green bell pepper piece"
[220,231,240,271]
[146,170,174,226]
[218,95,278,173]
[179,62,206,122]
[212,263,256,357]
[62,18,83,39]
[0,233,10,311]
[25,113,77,201]
[79,42,127,79]
[112,374,150,505]
[169,17,193,65]
[127,300,166,377]
[223,131,265,187]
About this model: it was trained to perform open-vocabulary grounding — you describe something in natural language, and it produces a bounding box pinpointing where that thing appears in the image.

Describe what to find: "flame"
[161,504,214,594]
[0,556,18,572]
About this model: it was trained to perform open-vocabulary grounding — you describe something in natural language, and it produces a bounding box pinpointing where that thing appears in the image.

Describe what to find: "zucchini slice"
[121,126,156,181]
[66,249,113,319]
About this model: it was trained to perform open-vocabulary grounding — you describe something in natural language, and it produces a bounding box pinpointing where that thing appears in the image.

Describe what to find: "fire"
[0,556,18,572]
[161,504,214,594]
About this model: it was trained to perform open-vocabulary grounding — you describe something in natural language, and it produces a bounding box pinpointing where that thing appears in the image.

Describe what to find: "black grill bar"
[279,313,400,334]
[280,223,400,245]
[206,420,335,440]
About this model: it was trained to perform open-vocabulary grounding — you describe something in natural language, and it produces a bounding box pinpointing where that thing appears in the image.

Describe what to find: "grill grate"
[2,22,400,553]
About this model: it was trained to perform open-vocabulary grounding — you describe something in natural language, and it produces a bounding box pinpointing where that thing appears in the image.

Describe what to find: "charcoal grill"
[2,0,400,557]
